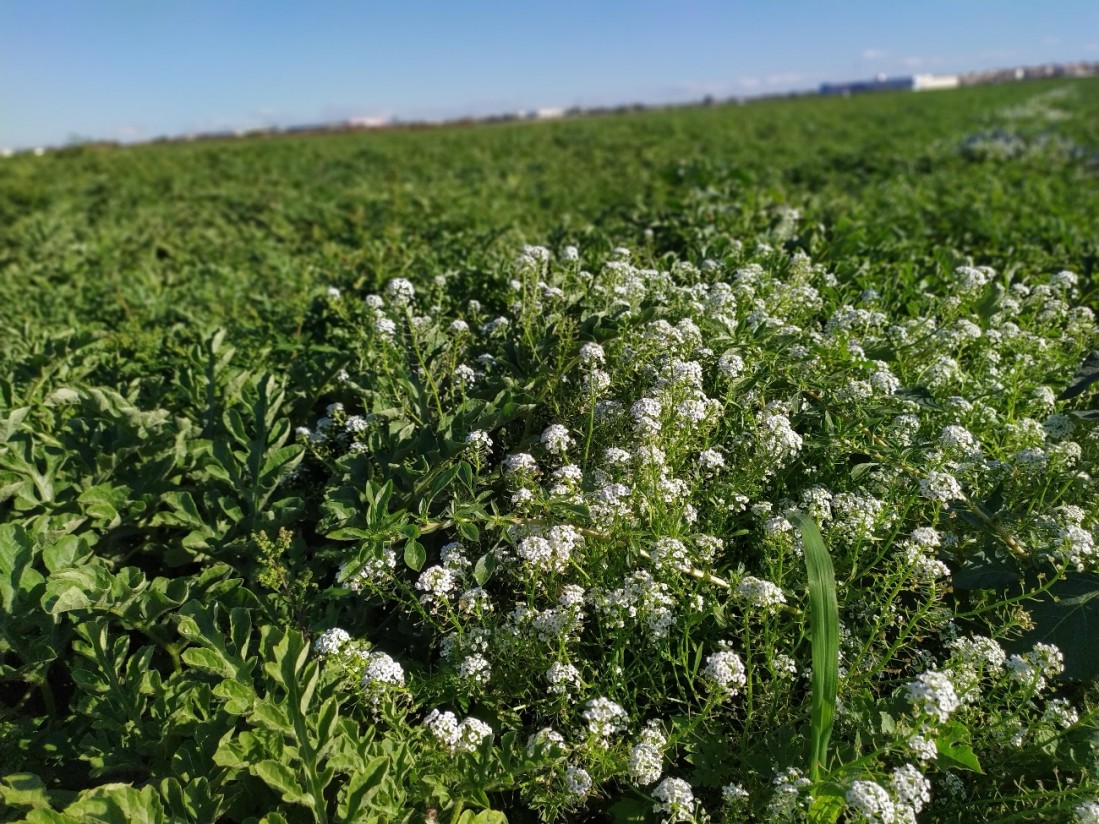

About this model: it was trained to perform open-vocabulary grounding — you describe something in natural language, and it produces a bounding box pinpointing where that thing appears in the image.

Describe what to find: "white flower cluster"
[891,763,931,816]
[845,780,895,824]
[631,397,664,437]
[360,651,405,704]
[1046,523,1097,572]
[579,341,605,365]
[546,661,582,696]
[906,670,960,725]
[758,412,803,467]
[339,548,398,591]
[384,277,416,306]
[456,653,491,688]
[702,647,747,696]
[948,634,1006,693]
[722,782,749,806]
[453,363,477,387]
[415,565,460,611]
[591,568,673,634]
[736,576,787,610]
[768,767,813,820]
[651,777,698,823]
[564,765,593,799]
[831,491,886,538]
[1042,697,1079,729]
[540,423,573,454]
[422,709,492,753]
[1006,642,1064,692]
[514,524,583,573]
[651,537,691,573]
[900,527,951,580]
[503,452,539,477]
[457,586,493,615]
[1077,801,1099,824]
[581,696,629,744]
[628,723,666,786]
[313,627,351,656]
[906,733,938,764]
[919,471,965,503]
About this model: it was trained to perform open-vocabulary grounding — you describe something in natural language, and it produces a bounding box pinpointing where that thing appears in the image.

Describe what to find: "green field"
[2,79,1099,823]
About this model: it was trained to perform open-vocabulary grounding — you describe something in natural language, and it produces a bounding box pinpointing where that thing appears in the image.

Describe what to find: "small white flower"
[580,341,605,365]
[361,652,405,702]
[652,777,698,822]
[565,765,593,799]
[919,471,965,503]
[906,670,960,724]
[456,717,492,752]
[698,448,726,471]
[465,430,493,451]
[736,576,787,610]
[540,424,573,454]
[503,453,539,475]
[546,661,582,696]
[582,696,629,742]
[453,364,477,387]
[1075,801,1099,824]
[846,780,895,824]
[313,628,351,656]
[703,648,747,695]
[890,764,930,813]
[384,278,416,306]
[628,724,666,786]
[373,316,397,340]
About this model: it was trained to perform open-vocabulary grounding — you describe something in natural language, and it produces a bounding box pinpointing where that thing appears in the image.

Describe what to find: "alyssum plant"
[297,245,1099,822]
[4,242,1099,823]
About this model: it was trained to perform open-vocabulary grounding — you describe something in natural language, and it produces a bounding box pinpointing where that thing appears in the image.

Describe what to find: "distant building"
[348,116,388,129]
[535,107,565,120]
[913,74,959,91]
[820,75,914,95]
[820,73,958,95]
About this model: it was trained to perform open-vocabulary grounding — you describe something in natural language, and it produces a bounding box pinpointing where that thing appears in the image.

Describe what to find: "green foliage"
[3,79,1099,824]
[790,512,839,784]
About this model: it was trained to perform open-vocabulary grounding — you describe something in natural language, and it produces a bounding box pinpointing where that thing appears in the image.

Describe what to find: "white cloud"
[764,72,807,87]
[114,125,145,141]
[901,56,925,68]
[861,48,888,60]
[737,76,761,89]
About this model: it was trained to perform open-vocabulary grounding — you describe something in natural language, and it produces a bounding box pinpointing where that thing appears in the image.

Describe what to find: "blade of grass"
[790,510,839,783]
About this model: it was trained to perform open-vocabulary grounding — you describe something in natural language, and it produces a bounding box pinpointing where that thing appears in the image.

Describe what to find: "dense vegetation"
[2,78,1099,823]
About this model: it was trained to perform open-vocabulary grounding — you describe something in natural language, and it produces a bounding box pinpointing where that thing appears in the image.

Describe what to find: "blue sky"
[3,1,1098,149]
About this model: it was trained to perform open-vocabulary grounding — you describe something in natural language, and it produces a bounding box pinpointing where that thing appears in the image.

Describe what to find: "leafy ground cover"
[2,79,1099,823]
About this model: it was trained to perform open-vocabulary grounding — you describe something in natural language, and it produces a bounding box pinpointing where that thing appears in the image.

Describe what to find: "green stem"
[405,310,445,420]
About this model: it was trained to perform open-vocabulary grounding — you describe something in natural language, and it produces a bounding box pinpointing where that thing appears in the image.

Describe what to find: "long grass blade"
[790,510,839,783]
